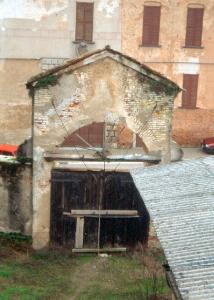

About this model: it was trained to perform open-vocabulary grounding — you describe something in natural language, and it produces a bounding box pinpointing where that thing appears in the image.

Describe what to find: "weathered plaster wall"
[33,57,174,153]
[121,0,214,145]
[0,0,121,59]
[0,164,32,235]
[31,54,177,249]
[0,0,121,145]
[0,59,41,144]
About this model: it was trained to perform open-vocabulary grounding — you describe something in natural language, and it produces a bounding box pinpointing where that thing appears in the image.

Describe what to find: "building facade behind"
[121,0,214,145]
[0,0,121,144]
[0,0,214,146]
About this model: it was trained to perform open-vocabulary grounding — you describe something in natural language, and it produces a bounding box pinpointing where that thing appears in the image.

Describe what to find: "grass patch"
[0,235,170,300]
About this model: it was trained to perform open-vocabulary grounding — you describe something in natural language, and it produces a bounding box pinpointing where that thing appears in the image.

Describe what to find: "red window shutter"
[185,8,204,47]
[142,6,161,46]
[182,74,199,109]
[76,3,85,41]
[76,2,93,42]
[62,123,104,147]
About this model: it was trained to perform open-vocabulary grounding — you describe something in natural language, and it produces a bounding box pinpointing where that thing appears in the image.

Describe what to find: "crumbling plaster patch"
[0,165,32,235]
[0,0,67,21]
[176,57,200,75]
[33,57,176,153]
[32,146,53,248]
[97,0,119,18]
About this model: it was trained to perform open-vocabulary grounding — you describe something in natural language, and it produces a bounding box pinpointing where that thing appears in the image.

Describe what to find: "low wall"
[0,163,32,235]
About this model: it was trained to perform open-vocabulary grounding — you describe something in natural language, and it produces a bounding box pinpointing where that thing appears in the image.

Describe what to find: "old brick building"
[0,1,184,250]
[26,47,180,249]
[121,0,214,145]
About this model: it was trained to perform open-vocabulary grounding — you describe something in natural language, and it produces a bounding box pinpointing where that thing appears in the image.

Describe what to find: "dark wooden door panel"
[50,171,149,247]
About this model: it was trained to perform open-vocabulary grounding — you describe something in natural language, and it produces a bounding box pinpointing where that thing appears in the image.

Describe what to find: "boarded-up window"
[182,74,199,109]
[185,7,204,47]
[142,6,161,46]
[75,2,94,42]
[62,122,104,147]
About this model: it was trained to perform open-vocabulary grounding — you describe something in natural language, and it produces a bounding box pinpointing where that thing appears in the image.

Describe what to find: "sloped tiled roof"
[27,46,180,91]
[131,157,214,300]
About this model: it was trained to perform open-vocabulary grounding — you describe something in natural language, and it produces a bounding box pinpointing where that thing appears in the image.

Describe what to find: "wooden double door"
[50,170,149,249]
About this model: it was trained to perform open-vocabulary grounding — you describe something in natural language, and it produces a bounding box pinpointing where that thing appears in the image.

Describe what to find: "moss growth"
[16,157,32,165]
[0,232,32,247]
[34,75,58,89]
[149,79,180,96]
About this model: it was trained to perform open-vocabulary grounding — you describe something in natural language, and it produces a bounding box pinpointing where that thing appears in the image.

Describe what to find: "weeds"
[0,236,170,300]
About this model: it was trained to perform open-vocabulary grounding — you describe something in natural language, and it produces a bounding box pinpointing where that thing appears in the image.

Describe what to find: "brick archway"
[61,122,147,151]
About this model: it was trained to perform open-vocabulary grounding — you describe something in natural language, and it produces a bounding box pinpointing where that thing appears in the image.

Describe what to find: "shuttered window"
[185,7,204,47]
[142,5,161,46]
[75,2,94,42]
[182,74,199,109]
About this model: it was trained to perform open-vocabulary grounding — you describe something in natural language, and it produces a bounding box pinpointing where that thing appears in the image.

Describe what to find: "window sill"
[178,106,199,110]
[182,45,204,49]
[139,44,161,48]
[73,40,95,45]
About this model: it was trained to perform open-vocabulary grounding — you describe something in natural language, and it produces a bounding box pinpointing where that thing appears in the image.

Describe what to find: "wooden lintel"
[69,210,138,216]
[72,248,127,253]
[63,212,140,219]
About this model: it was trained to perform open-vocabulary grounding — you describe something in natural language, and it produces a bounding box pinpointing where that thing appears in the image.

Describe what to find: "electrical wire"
[97,123,107,255]
[113,102,159,172]
[51,99,89,171]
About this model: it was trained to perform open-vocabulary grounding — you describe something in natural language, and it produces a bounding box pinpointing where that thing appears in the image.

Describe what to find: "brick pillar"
[105,123,118,149]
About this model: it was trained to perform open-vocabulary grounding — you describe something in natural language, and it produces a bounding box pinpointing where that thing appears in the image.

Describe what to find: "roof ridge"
[26,46,181,90]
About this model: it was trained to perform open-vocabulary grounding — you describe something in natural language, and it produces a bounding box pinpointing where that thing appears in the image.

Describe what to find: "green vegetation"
[34,75,58,89]
[0,233,170,300]
[149,78,180,96]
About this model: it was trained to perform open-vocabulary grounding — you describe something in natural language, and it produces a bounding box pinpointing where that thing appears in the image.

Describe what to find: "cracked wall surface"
[0,164,32,235]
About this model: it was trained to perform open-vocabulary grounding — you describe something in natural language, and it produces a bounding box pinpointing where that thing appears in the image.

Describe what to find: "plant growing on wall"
[149,79,180,96]
[34,75,58,89]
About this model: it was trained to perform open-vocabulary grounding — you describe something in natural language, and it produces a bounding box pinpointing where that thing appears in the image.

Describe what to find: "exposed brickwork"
[30,49,179,249]
[33,55,176,155]
[105,123,118,148]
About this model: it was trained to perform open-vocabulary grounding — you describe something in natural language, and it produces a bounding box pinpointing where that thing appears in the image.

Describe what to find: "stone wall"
[0,164,32,235]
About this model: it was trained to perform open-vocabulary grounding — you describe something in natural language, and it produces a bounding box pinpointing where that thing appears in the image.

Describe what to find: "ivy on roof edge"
[149,79,180,96]
[34,75,58,89]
